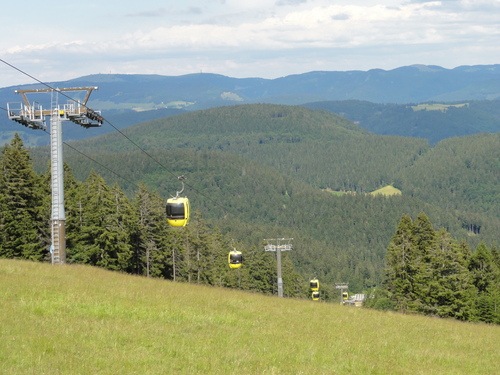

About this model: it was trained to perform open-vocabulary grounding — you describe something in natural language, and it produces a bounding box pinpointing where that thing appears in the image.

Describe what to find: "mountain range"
[1,64,500,146]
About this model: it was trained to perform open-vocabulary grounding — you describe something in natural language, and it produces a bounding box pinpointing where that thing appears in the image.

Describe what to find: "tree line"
[0,134,307,298]
[366,213,500,324]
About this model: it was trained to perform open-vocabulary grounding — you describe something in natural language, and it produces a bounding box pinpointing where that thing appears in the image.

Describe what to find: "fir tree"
[281,252,307,298]
[384,214,418,312]
[70,171,133,271]
[132,184,172,278]
[470,242,500,323]
[0,134,46,260]
[470,242,496,293]
[420,230,474,320]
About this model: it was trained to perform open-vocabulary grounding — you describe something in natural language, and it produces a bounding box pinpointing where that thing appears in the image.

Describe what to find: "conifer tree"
[0,134,46,260]
[244,244,277,295]
[133,184,172,278]
[384,214,418,312]
[469,242,500,323]
[63,163,86,263]
[281,252,307,298]
[410,213,437,312]
[167,226,189,282]
[469,242,496,293]
[185,212,226,286]
[70,171,133,271]
[419,230,474,320]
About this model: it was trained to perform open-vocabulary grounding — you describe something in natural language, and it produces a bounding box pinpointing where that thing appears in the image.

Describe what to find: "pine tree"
[384,214,418,312]
[0,134,46,260]
[69,171,133,271]
[185,212,226,286]
[281,252,307,298]
[64,163,86,263]
[423,230,474,320]
[469,242,500,323]
[132,184,173,278]
[469,242,496,293]
[244,244,276,295]
[410,213,437,313]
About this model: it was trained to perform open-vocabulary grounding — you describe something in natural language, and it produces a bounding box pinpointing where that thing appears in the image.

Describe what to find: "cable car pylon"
[6,86,102,264]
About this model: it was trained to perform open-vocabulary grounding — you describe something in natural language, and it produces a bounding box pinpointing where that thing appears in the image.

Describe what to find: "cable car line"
[1,58,230,219]
[44,130,140,188]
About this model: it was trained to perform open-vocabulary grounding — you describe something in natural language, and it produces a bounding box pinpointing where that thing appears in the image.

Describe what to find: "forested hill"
[35,103,499,223]
[28,103,500,292]
[58,104,424,194]
[303,99,500,145]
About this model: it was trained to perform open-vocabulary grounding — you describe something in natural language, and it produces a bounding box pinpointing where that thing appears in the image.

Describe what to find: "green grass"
[370,185,402,196]
[1,259,499,374]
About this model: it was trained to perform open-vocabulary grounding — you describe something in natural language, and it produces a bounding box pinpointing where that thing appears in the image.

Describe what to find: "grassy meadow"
[1,259,499,374]
[369,185,402,197]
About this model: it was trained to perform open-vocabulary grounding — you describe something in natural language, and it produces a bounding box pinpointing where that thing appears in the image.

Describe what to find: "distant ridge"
[1,64,499,145]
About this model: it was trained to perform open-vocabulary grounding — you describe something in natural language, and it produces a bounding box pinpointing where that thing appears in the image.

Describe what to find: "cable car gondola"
[342,292,349,300]
[310,279,319,291]
[312,291,320,301]
[166,176,190,227]
[228,249,243,269]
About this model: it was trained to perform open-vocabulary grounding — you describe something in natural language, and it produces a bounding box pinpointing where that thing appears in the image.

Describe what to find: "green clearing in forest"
[411,103,469,112]
[369,185,402,196]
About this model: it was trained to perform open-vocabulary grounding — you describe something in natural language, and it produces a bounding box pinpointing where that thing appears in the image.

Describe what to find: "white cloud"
[1,0,499,87]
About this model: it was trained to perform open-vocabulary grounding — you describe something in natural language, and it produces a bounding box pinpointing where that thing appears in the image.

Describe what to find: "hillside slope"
[65,104,428,193]
[2,259,499,374]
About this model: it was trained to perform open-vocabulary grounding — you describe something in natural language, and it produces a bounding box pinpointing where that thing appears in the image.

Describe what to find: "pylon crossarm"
[7,101,46,130]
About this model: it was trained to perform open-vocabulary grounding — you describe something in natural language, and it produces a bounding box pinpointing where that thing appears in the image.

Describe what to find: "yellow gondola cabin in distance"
[228,250,243,269]
[342,292,349,300]
[312,291,320,301]
[166,196,190,227]
[310,279,319,291]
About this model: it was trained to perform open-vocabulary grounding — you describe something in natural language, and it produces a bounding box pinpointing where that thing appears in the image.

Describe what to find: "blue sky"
[1,0,499,87]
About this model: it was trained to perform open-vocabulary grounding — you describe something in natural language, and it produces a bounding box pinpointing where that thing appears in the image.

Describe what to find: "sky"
[1,0,499,87]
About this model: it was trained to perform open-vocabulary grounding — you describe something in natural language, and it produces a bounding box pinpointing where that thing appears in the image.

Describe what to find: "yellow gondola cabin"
[228,250,243,269]
[312,291,320,301]
[166,196,190,227]
[166,176,190,227]
[310,279,319,291]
